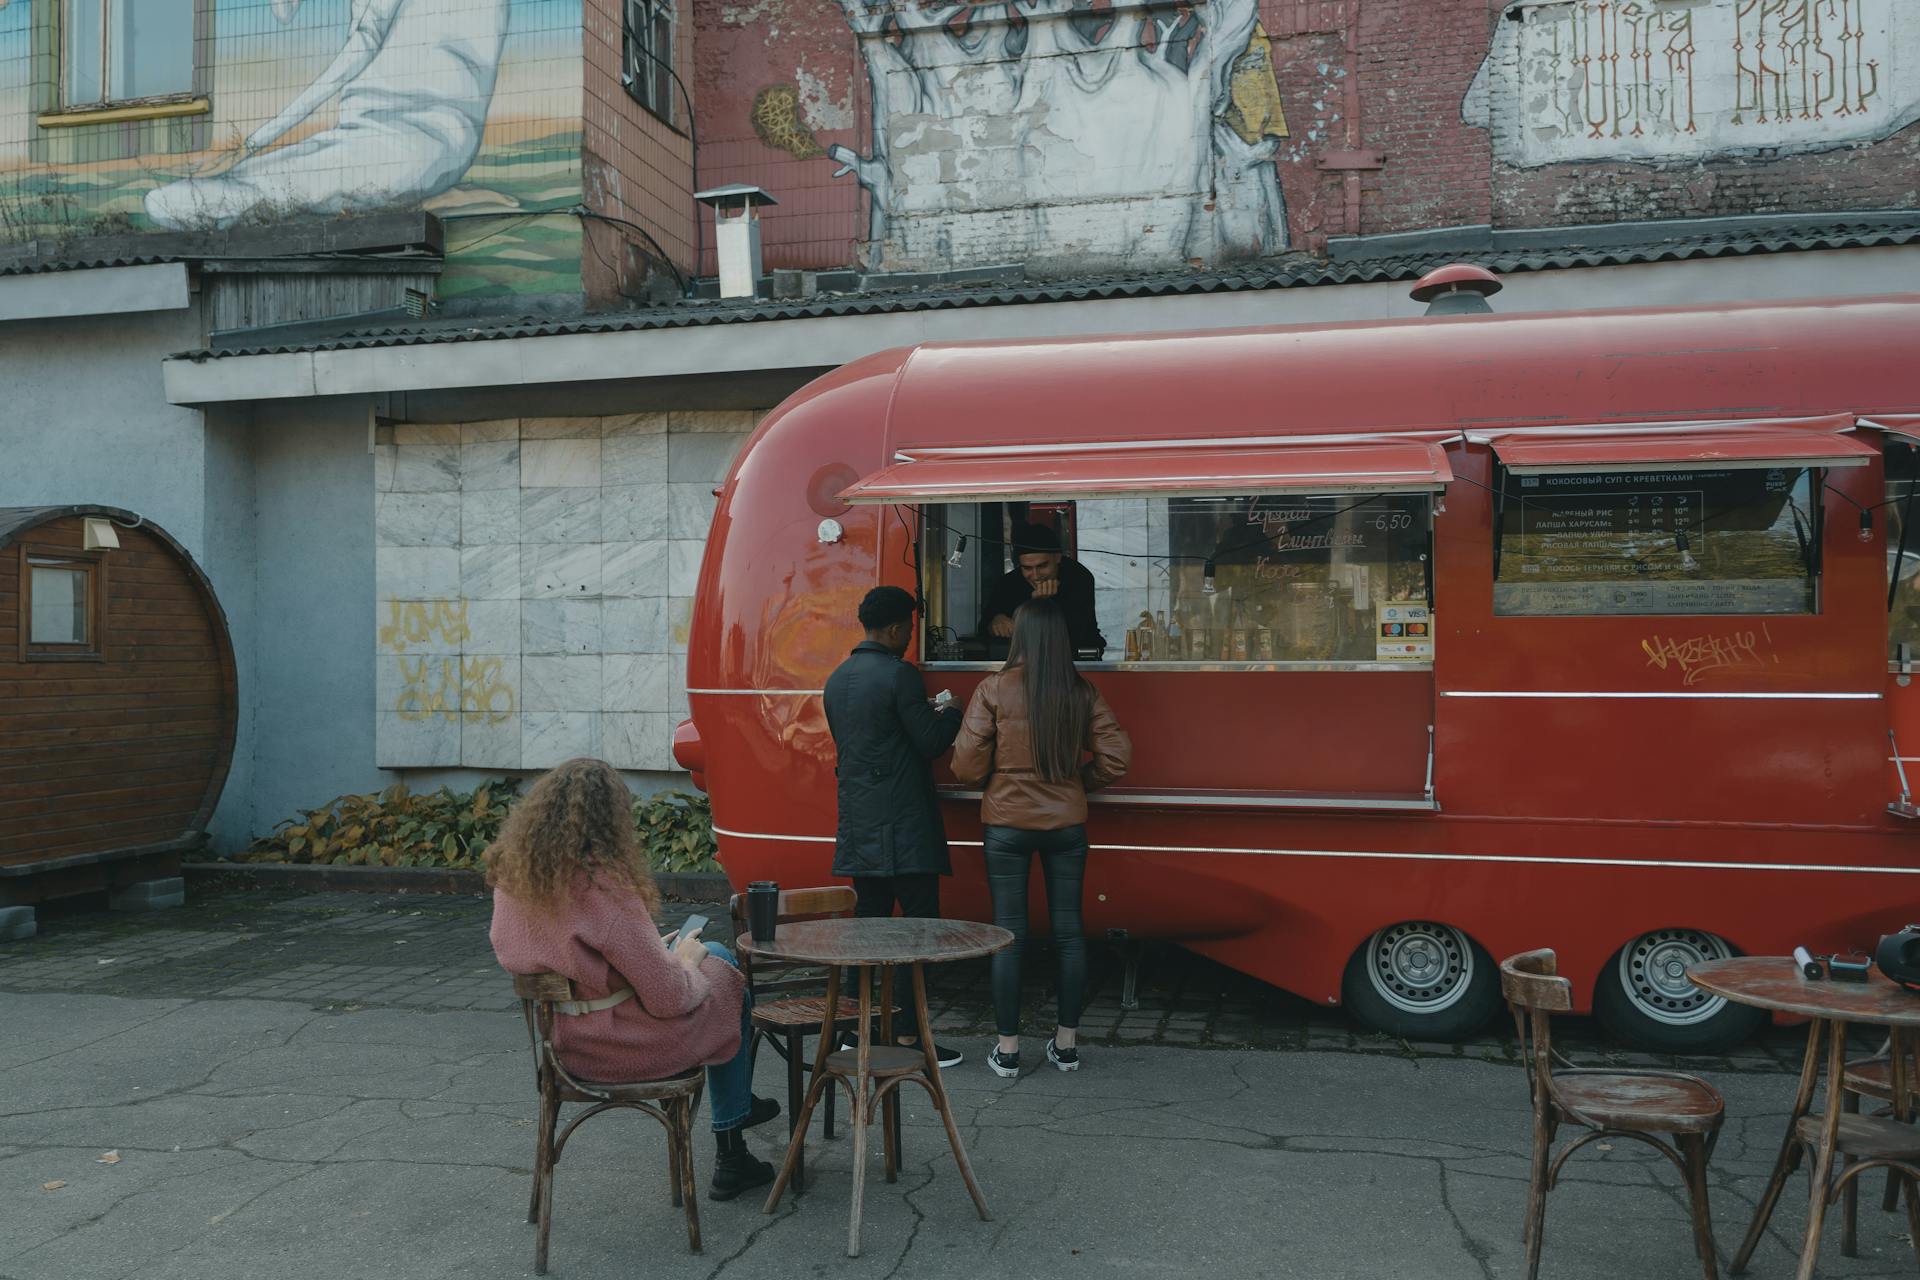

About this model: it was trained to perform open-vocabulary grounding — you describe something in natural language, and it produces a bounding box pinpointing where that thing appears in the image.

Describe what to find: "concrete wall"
[0,301,260,852]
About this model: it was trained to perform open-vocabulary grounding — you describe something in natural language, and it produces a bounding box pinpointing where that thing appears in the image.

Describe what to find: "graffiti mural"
[0,0,583,297]
[146,0,510,229]
[1465,0,1920,167]
[824,0,1289,272]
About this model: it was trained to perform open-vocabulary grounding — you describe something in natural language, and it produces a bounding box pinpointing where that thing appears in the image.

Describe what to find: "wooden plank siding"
[0,510,238,875]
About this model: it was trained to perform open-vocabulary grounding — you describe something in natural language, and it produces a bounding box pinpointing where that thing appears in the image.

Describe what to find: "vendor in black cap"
[980,523,1107,655]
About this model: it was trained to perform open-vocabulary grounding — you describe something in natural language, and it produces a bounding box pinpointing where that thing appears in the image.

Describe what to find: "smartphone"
[679,913,709,941]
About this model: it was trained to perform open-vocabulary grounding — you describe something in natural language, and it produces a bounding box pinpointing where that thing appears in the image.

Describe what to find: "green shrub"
[243,781,721,874]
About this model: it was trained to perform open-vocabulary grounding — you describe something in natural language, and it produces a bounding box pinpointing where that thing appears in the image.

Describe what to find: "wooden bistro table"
[1688,957,1920,1279]
[739,916,1012,1257]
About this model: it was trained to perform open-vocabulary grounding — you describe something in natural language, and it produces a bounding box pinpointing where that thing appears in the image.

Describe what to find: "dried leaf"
[42,1180,65,1190]
[96,1151,121,1165]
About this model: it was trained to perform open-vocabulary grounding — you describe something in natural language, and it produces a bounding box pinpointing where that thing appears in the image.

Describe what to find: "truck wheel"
[1342,921,1501,1041]
[1592,929,1764,1053]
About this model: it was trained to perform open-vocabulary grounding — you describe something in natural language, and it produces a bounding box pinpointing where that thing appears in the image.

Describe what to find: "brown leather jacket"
[950,668,1131,830]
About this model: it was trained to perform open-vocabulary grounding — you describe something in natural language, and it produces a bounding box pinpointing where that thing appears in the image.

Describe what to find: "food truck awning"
[1484,414,1874,475]
[839,439,1454,504]
[1864,415,1920,446]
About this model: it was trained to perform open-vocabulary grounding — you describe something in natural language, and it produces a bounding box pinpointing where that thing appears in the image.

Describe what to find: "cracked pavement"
[3,888,1917,1278]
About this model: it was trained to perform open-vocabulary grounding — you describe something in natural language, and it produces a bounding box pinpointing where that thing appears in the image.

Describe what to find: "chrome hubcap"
[1619,929,1733,1026]
[1367,922,1474,1014]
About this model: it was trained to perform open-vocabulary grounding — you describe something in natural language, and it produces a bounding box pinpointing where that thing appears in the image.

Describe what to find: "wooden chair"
[1500,949,1725,1280]
[512,972,704,1273]
[728,886,874,1193]
[1841,1037,1920,1256]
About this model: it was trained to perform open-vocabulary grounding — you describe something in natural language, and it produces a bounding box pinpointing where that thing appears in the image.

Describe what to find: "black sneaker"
[986,1045,1020,1078]
[709,1146,774,1201]
[896,1037,964,1068]
[1045,1038,1079,1072]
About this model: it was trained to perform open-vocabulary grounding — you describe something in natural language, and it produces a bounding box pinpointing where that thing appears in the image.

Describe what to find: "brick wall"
[583,0,698,304]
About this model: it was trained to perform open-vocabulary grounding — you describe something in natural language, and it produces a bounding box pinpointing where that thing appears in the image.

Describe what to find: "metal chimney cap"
[1409,262,1502,304]
[694,184,779,209]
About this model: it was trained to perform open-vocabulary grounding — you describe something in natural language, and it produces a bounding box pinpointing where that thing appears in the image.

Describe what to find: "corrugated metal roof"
[0,254,186,278]
[171,213,1920,361]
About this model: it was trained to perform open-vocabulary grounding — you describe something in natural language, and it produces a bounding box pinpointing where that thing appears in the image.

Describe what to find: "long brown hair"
[485,758,661,914]
[1005,597,1093,784]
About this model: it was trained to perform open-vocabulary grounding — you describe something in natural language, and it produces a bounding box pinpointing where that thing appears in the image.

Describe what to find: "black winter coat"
[823,641,962,877]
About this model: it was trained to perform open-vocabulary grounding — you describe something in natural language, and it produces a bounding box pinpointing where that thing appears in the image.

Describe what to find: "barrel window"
[1492,467,1819,617]
[21,551,103,658]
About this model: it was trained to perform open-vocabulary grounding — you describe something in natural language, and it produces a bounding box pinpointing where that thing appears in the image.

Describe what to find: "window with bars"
[63,0,197,108]
[623,0,678,125]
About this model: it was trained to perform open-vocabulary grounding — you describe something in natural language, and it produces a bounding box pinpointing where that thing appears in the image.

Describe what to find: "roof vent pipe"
[694,184,779,300]
[1410,263,1503,316]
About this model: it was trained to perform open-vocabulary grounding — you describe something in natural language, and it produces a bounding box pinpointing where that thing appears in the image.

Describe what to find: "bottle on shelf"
[1137,610,1156,662]
[1166,603,1185,661]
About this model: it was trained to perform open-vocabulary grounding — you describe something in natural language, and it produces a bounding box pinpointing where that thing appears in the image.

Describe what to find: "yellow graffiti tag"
[395,656,517,725]
[379,599,471,652]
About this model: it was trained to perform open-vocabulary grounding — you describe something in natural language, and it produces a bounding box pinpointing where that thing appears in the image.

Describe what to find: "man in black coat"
[980,523,1106,654]
[824,585,965,1067]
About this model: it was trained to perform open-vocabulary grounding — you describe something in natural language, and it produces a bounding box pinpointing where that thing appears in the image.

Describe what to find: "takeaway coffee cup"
[747,881,780,942]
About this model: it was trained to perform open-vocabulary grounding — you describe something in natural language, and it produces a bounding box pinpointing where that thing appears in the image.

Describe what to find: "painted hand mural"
[1464,0,1919,167]
[145,0,510,229]
[824,0,1289,272]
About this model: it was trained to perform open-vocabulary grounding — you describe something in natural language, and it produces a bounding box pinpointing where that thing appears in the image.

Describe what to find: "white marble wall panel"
[524,711,600,769]
[461,713,522,769]
[524,544,602,598]
[461,419,519,443]
[604,653,669,712]
[523,417,603,441]
[376,710,460,768]
[461,546,521,601]
[521,439,600,488]
[521,488,600,543]
[668,432,743,483]
[521,598,602,656]
[603,434,669,487]
[668,484,717,541]
[376,492,461,547]
[602,412,669,437]
[376,547,460,600]
[460,441,520,491]
[603,542,667,598]
[375,413,757,772]
[603,484,671,542]
[392,444,460,493]
[605,712,672,770]
[603,597,667,653]
[461,489,519,545]
[463,601,521,654]
[521,655,604,713]
[668,541,704,597]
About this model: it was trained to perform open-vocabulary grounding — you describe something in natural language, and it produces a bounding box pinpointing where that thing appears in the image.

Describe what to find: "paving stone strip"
[0,887,1841,1074]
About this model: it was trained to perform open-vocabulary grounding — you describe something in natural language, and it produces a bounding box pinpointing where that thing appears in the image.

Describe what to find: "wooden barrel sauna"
[0,506,237,910]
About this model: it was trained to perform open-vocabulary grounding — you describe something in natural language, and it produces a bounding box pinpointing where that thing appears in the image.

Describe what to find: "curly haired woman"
[489,758,780,1200]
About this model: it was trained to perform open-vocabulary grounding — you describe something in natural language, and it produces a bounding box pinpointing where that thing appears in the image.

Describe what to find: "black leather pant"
[982,824,1088,1037]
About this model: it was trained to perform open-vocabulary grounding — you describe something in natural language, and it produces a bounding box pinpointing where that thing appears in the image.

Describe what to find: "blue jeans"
[703,941,756,1132]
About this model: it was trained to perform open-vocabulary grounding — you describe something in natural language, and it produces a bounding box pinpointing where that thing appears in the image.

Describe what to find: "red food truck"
[675,269,1920,1050]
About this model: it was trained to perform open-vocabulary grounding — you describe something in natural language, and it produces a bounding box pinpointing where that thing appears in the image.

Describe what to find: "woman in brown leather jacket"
[951,597,1131,1076]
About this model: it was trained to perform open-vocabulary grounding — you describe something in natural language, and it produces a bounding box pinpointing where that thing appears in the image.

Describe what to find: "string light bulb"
[1860,509,1875,544]
[947,534,968,568]
[1202,558,1217,594]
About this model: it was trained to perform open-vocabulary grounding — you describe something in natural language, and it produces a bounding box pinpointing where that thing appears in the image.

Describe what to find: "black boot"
[738,1094,781,1131]
[710,1126,774,1202]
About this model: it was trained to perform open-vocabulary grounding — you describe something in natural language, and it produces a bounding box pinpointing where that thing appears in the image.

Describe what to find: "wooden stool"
[511,972,705,1273]
[1841,1040,1920,1256]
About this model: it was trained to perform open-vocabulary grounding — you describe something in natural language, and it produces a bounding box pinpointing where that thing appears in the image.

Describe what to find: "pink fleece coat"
[490,877,745,1084]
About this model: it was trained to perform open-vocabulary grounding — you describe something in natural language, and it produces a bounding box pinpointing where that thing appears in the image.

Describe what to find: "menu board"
[1494,468,1812,617]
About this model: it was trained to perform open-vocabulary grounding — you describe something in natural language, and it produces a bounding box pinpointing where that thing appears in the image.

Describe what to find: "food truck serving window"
[1887,434,1920,664]
[918,493,1435,666]
[1492,467,1819,616]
